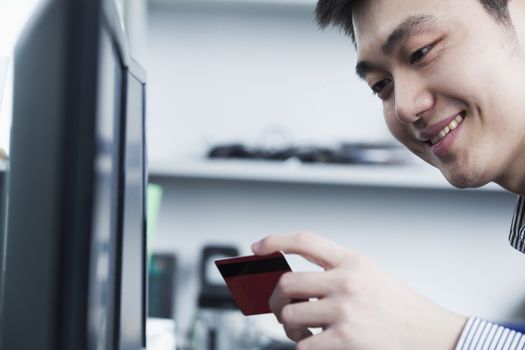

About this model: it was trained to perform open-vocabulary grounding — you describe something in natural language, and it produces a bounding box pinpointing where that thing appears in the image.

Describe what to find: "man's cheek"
[385,120,427,158]
[384,115,407,144]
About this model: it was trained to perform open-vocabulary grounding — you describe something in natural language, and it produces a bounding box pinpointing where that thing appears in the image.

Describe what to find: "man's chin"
[419,152,492,188]
[440,166,489,189]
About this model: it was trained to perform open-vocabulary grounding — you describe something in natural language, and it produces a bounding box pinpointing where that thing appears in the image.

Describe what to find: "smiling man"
[251,0,525,349]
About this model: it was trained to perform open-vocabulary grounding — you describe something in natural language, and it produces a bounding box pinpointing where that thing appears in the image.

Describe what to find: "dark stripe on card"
[217,257,290,277]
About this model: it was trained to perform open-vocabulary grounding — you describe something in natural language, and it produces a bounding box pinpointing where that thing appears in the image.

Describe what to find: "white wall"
[123,0,148,65]
[146,1,389,165]
[0,0,43,153]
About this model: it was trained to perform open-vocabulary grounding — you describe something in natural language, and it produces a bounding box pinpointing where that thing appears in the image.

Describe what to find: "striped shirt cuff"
[455,316,525,350]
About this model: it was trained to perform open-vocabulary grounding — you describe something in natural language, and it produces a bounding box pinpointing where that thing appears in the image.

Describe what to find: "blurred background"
[1,0,525,349]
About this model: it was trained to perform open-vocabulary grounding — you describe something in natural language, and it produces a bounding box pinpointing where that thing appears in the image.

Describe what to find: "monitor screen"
[87,25,124,350]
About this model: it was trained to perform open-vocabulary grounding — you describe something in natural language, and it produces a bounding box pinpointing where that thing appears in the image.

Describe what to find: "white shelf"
[149,159,504,191]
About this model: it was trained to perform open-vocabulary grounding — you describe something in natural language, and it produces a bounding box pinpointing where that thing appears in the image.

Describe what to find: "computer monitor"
[118,55,148,350]
[0,0,147,349]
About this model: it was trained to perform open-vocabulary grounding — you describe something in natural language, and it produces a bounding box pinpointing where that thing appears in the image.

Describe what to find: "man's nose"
[394,76,434,124]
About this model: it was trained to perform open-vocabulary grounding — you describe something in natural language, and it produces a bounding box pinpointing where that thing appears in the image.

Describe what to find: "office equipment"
[188,247,295,350]
[118,49,147,350]
[187,245,239,350]
[148,253,176,319]
[0,0,147,349]
[198,245,238,310]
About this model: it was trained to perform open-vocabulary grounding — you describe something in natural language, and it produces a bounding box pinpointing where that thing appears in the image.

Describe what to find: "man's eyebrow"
[382,15,438,54]
[355,15,439,80]
[355,61,382,81]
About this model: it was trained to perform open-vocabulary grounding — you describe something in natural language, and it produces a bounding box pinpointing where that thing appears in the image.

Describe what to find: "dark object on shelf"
[208,144,257,159]
[148,254,176,319]
[208,143,295,161]
[338,142,409,165]
[207,142,409,165]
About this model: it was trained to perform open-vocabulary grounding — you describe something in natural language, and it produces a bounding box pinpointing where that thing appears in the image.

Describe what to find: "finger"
[269,276,292,324]
[280,299,336,329]
[296,328,351,350]
[269,271,330,323]
[275,271,333,299]
[251,232,349,269]
[269,272,317,324]
[283,325,313,343]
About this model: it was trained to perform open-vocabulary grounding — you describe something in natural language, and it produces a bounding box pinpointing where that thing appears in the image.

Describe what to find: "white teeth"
[430,114,464,145]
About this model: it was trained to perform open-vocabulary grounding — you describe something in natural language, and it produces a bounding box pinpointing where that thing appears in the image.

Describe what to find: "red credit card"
[215,252,291,316]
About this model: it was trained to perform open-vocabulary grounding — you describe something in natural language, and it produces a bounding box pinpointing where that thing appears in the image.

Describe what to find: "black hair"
[315,0,511,44]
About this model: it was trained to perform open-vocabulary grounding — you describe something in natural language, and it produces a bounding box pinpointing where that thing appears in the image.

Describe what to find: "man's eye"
[371,80,389,95]
[410,44,433,64]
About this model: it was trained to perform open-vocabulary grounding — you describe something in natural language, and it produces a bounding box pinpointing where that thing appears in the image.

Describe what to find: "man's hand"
[251,232,467,350]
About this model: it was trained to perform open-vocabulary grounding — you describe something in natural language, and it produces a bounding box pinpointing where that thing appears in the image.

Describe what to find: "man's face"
[354,0,525,189]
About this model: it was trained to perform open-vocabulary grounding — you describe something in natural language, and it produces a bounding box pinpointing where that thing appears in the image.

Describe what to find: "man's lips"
[419,111,466,143]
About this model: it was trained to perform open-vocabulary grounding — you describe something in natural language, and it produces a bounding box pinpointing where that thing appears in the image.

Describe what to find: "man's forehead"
[352,0,448,52]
